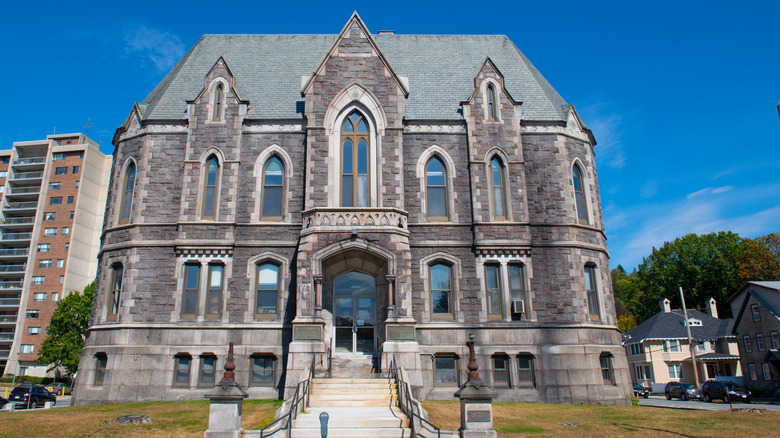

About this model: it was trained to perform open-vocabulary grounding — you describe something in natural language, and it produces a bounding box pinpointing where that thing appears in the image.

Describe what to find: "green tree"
[738,233,780,283]
[634,231,743,323]
[36,282,94,378]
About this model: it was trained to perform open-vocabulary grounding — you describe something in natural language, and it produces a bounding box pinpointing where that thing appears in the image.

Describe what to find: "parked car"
[0,396,7,408]
[664,382,701,400]
[47,382,72,395]
[701,380,751,403]
[7,385,57,408]
[633,384,649,398]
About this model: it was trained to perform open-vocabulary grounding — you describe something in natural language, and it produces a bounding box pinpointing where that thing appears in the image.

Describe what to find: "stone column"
[314,275,323,317]
[204,342,248,438]
[386,275,396,316]
[455,334,497,438]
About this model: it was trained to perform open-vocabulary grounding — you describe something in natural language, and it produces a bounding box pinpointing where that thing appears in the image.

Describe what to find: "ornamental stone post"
[204,342,248,438]
[454,334,497,438]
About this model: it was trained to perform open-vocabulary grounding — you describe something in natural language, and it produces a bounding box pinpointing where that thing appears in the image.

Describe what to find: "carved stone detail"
[302,208,408,231]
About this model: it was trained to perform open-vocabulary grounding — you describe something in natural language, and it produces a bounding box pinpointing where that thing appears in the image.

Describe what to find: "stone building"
[73,14,630,405]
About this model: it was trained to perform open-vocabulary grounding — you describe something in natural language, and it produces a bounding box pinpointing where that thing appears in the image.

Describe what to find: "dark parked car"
[701,380,751,403]
[8,385,57,408]
[633,384,649,398]
[664,382,701,400]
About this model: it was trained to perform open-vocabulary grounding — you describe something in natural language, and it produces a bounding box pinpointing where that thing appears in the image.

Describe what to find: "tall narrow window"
[205,264,223,318]
[256,263,279,316]
[517,354,536,387]
[119,163,135,224]
[94,353,107,386]
[199,354,217,387]
[202,156,219,219]
[107,264,123,321]
[600,353,615,384]
[251,354,276,387]
[213,84,223,120]
[487,85,497,120]
[493,354,510,387]
[173,354,192,387]
[341,111,369,207]
[426,157,448,220]
[490,157,507,220]
[430,263,452,316]
[182,264,200,318]
[573,165,589,224]
[484,264,502,318]
[585,265,600,320]
[261,157,284,219]
[509,263,526,320]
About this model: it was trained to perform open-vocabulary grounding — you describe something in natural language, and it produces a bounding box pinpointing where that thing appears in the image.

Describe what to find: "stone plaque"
[293,325,322,341]
[467,410,491,423]
[386,325,415,341]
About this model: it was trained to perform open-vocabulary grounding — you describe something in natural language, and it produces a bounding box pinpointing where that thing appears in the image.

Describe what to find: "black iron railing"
[389,357,456,438]
[255,355,316,437]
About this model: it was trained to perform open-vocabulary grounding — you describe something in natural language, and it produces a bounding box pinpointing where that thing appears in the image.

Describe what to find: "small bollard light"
[319,411,329,438]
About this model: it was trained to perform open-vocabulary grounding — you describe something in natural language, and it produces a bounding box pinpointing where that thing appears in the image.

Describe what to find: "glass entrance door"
[333,271,375,355]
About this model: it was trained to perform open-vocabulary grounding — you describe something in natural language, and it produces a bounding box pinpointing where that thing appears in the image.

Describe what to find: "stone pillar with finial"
[204,342,248,438]
[454,333,497,438]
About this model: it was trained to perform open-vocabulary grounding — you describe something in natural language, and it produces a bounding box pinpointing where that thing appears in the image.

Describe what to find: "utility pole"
[680,286,700,389]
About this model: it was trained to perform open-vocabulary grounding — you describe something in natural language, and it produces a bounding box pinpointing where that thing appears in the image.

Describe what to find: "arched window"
[261,156,284,219]
[430,263,452,316]
[490,157,507,220]
[573,164,589,224]
[213,84,223,120]
[202,155,220,219]
[256,262,279,317]
[119,163,135,224]
[341,111,369,207]
[426,157,448,220]
[487,84,497,120]
[107,264,123,321]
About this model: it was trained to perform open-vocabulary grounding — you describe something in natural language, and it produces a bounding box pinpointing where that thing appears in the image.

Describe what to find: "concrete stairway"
[292,356,411,438]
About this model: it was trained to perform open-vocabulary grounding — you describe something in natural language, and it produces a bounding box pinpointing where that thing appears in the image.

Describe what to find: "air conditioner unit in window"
[511,299,525,314]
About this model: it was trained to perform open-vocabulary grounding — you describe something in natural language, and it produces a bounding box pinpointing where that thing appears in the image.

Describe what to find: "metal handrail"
[0,232,32,240]
[6,187,40,195]
[0,315,17,323]
[0,281,23,289]
[389,357,457,438]
[0,248,29,256]
[4,201,38,209]
[12,157,46,165]
[1,217,35,225]
[0,264,25,272]
[0,298,20,306]
[257,355,316,437]
[11,172,43,180]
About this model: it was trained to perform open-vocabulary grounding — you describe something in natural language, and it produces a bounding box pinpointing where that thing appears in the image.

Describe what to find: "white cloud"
[640,180,658,198]
[123,25,185,73]
[579,103,626,169]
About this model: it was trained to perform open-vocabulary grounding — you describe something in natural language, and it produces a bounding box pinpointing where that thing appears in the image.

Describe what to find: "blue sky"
[1,1,778,270]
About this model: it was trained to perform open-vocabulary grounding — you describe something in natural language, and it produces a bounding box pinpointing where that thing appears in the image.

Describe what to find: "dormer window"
[685,318,702,326]
[213,84,224,121]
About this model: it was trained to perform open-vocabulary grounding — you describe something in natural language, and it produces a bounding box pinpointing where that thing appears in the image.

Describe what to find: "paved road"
[639,395,780,411]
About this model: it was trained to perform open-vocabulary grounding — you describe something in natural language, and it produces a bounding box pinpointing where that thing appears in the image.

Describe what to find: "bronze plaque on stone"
[467,410,491,423]
[293,325,322,341]
[386,325,415,341]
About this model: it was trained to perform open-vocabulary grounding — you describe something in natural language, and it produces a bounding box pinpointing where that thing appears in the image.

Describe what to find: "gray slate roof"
[140,34,569,122]
[625,310,734,343]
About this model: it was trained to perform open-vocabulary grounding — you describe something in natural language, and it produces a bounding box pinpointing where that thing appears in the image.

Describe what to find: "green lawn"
[422,400,779,437]
[0,399,281,438]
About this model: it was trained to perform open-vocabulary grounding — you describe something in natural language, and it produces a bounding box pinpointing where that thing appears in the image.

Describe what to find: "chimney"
[661,298,671,313]
[707,297,718,319]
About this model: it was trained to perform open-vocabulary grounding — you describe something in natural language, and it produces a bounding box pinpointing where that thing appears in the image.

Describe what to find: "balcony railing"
[0,315,17,323]
[12,157,46,166]
[5,187,41,195]
[0,281,23,290]
[0,232,31,241]
[301,207,409,231]
[0,248,29,257]
[4,201,38,210]
[0,264,25,273]
[0,298,20,306]
[11,172,43,180]
[0,217,35,225]
[0,333,15,341]
[0,350,10,359]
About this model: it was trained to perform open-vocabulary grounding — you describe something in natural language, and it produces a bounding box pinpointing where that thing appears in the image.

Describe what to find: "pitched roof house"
[728,281,780,393]
[624,298,739,391]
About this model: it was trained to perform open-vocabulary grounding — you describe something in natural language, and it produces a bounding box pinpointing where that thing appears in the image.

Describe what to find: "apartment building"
[0,133,110,377]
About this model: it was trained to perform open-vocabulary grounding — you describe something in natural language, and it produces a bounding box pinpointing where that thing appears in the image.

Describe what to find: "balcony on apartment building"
[0,332,14,343]
[0,297,21,308]
[0,248,29,261]
[0,349,11,360]
[0,217,35,231]
[0,264,26,276]
[0,232,32,245]
[3,186,41,201]
[0,281,23,292]
[0,313,18,325]
[11,156,46,171]
[9,171,44,186]
[2,201,38,214]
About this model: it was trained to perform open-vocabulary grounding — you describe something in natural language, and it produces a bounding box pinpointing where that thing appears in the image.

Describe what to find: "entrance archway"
[333,271,375,355]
